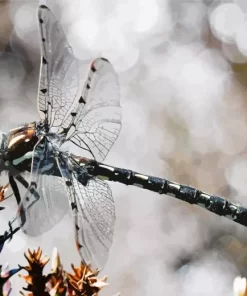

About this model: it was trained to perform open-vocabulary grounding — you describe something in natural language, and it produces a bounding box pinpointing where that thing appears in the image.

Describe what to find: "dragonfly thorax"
[6,123,39,173]
[45,132,65,149]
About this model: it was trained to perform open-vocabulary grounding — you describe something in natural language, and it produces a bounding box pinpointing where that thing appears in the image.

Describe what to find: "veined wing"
[60,58,122,162]
[56,155,115,269]
[17,138,69,236]
[38,5,121,161]
[38,5,80,133]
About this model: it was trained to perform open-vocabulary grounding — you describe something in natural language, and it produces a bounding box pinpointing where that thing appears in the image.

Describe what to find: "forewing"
[38,5,80,133]
[60,58,122,162]
[56,156,115,269]
[17,138,69,236]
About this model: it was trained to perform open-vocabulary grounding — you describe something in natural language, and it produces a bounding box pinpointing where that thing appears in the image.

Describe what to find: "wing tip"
[90,57,111,72]
[100,57,109,63]
[39,5,48,10]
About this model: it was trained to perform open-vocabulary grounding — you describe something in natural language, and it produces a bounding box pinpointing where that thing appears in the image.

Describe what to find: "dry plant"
[0,228,21,296]
[0,185,115,295]
[233,276,247,296]
[19,247,110,296]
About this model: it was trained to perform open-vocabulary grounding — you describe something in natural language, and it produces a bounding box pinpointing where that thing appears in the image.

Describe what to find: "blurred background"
[1,0,247,295]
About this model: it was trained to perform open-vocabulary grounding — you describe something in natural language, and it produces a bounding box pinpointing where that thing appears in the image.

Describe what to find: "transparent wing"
[56,156,115,269]
[60,58,122,162]
[73,177,115,269]
[38,5,80,133]
[17,138,69,236]
[38,5,121,161]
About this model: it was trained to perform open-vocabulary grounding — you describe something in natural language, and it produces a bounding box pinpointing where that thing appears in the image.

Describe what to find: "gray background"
[1,0,247,295]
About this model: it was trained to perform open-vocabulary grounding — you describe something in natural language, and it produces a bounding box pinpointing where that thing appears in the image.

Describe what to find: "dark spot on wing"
[78,96,86,104]
[66,180,72,187]
[91,64,96,72]
[40,88,47,94]
[86,84,90,90]
[42,57,47,65]
[71,112,77,117]
[77,242,82,249]
[71,202,77,210]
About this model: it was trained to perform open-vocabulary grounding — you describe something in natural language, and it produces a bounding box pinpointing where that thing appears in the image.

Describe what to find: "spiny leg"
[0,179,22,245]
[0,220,20,246]
[15,175,29,189]
[6,173,42,238]
[0,174,29,245]
[8,174,30,205]
[8,174,21,205]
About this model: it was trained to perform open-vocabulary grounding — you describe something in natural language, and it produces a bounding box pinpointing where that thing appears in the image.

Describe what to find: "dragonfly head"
[0,132,7,171]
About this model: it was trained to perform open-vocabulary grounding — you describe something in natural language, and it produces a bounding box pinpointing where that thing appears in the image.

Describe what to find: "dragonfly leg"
[0,221,20,246]
[15,175,29,189]
[8,174,21,205]
[8,174,41,227]
[16,175,40,202]
[8,174,31,205]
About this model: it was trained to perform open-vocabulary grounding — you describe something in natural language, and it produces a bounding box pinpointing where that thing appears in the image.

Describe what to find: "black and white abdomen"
[6,122,39,172]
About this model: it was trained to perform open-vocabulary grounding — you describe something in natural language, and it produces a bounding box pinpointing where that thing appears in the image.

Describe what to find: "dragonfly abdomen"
[88,161,247,227]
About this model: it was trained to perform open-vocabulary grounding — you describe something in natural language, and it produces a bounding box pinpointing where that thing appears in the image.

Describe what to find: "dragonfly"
[0,4,247,270]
